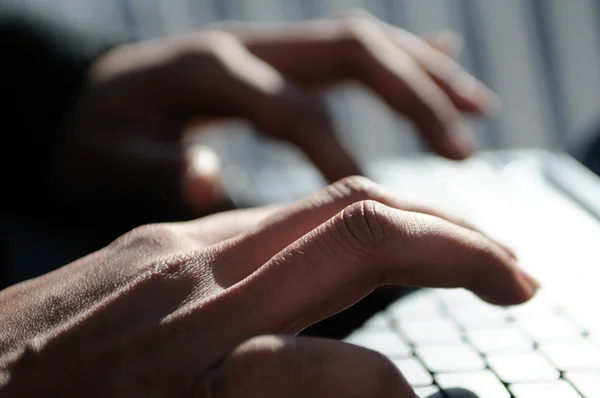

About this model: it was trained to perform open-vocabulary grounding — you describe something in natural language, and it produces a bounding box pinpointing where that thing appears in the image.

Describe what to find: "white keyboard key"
[449,307,509,329]
[519,316,583,341]
[416,344,485,373]
[467,328,533,354]
[345,330,411,358]
[510,380,583,398]
[487,352,559,383]
[565,372,600,398]
[393,358,433,387]
[441,290,509,328]
[540,341,600,370]
[414,386,440,398]
[435,289,481,307]
[507,291,560,320]
[399,319,463,345]
[436,371,510,398]
[361,314,393,332]
[387,292,443,322]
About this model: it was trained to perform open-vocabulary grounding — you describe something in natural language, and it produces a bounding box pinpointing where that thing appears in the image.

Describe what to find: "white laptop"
[226,150,600,398]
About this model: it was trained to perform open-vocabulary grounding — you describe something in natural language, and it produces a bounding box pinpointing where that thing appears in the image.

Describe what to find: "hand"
[60,12,498,211]
[0,177,538,397]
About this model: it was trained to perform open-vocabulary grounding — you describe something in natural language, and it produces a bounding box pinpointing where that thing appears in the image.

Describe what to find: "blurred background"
[8,0,600,165]
[7,0,600,202]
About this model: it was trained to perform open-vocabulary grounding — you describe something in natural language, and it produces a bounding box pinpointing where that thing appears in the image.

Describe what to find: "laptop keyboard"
[344,288,600,397]
[228,151,600,397]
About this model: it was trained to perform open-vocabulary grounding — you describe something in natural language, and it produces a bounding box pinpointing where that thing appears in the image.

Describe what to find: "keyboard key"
[443,295,509,329]
[509,380,583,398]
[436,371,510,398]
[346,330,411,358]
[414,386,440,397]
[392,358,433,387]
[449,308,509,329]
[435,288,481,307]
[399,319,463,345]
[540,341,600,370]
[519,316,583,341]
[467,328,533,354]
[416,344,485,373]
[361,314,393,331]
[566,372,600,398]
[486,352,559,383]
[507,291,560,320]
[388,292,443,322]
[567,301,600,336]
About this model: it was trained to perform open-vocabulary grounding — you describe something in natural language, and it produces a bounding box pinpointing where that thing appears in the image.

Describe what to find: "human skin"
[58,13,498,211]
[0,177,538,397]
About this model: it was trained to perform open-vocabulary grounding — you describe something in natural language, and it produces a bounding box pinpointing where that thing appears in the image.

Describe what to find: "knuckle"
[332,200,392,253]
[144,250,207,280]
[110,223,180,251]
[339,15,382,49]
[172,30,241,73]
[199,30,240,58]
[327,175,379,203]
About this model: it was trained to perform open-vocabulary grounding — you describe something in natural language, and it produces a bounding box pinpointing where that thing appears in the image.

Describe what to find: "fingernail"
[519,269,542,292]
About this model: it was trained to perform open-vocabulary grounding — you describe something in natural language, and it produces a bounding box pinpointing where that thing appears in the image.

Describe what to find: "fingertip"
[183,145,223,211]
[511,267,541,304]
[519,268,542,291]
[441,123,477,160]
[453,74,502,117]
[475,262,540,306]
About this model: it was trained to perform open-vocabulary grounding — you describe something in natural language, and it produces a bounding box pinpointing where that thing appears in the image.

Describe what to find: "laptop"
[225,149,600,398]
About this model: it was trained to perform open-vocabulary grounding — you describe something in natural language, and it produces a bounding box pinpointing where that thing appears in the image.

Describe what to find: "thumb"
[182,144,222,212]
[70,133,223,212]
[205,335,416,397]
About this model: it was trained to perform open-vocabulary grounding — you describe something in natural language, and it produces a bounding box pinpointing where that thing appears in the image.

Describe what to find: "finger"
[422,30,464,58]
[223,201,538,338]
[230,17,494,118]
[238,18,474,159]
[110,138,222,210]
[168,31,360,181]
[282,95,363,182]
[385,26,501,116]
[343,18,475,159]
[183,144,223,211]
[212,176,516,284]
[179,205,283,245]
[335,11,497,116]
[205,335,415,398]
